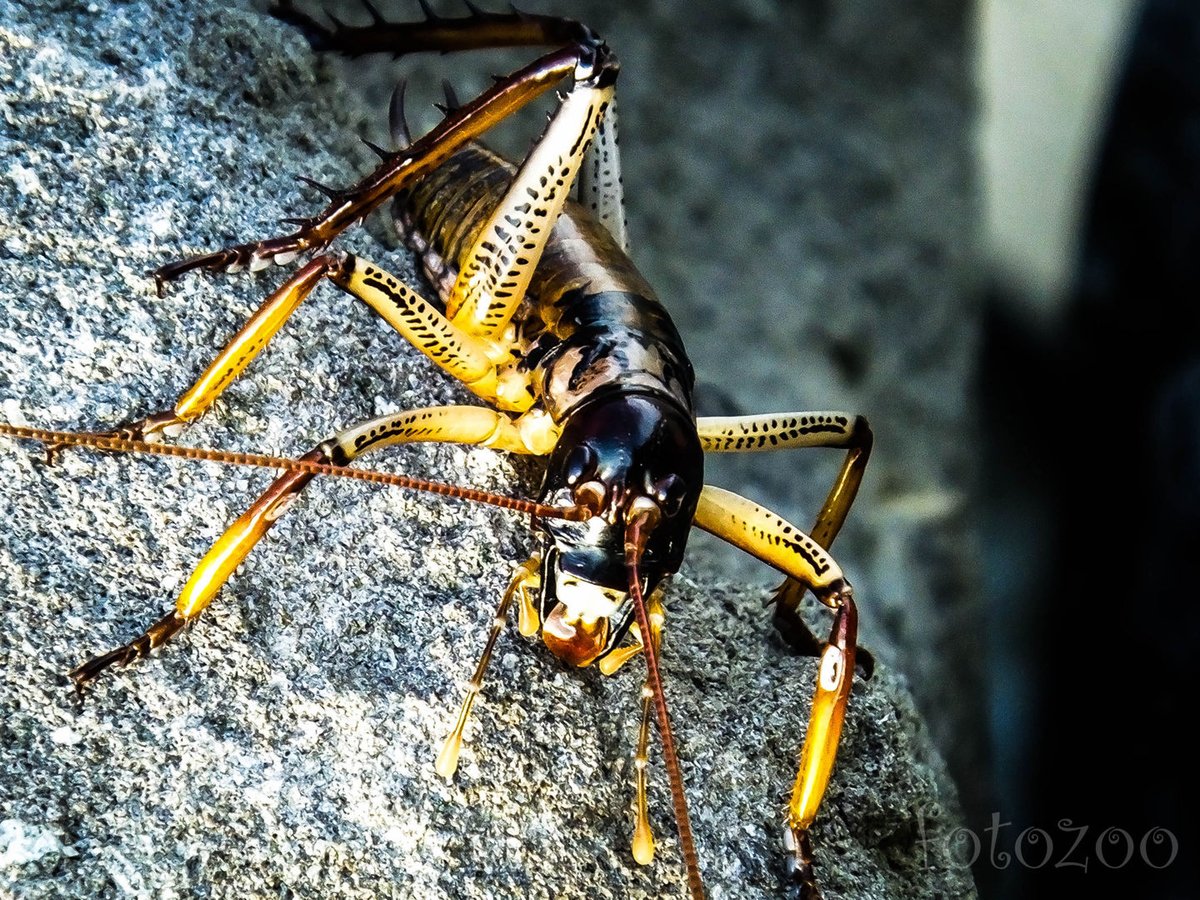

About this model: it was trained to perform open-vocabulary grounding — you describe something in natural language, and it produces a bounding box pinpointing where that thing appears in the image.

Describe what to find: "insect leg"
[630,589,665,865]
[691,484,855,898]
[156,8,616,287]
[270,1,595,58]
[81,256,340,447]
[585,586,666,862]
[698,412,872,667]
[68,404,556,686]
[329,253,537,413]
[445,63,616,335]
[436,554,540,779]
[578,96,628,252]
[95,248,552,453]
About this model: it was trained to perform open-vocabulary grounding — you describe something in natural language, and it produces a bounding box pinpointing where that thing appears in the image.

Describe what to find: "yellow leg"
[330,254,536,412]
[588,587,667,863]
[68,405,556,686]
[786,594,857,897]
[698,412,872,654]
[629,590,665,865]
[436,555,541,779]
[153,34,605,284]
[447,70,614,336]
[174,257,335,423]
[95,249,548,446]
[577,96,629,252]
[692,485,848,603]
[88,256,338,446]
[691,483,856,897]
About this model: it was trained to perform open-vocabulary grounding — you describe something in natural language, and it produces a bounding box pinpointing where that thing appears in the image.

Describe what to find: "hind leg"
[156,5,617,287]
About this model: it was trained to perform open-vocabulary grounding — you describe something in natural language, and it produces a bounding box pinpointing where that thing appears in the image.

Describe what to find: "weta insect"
[0,4,874,898]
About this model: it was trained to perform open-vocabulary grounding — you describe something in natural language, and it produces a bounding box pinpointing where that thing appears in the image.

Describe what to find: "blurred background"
[978,0,1198,897]
[979,0,1195,897]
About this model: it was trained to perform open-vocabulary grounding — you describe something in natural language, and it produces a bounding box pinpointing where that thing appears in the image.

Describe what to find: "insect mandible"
[0,4,875,898]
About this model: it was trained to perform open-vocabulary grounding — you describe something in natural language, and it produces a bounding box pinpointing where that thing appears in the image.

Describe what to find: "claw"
[68,610,188,687]
[785,827,822,899]
[68,644,138,688]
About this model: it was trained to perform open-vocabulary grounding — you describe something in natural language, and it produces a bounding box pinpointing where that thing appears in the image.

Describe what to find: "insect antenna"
[625,510,706,900]
[0,423,588,521]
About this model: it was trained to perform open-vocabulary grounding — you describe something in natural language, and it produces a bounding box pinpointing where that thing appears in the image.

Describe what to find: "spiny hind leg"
[692,484,858,898]
[156,5,612,286]
[446,51,617,336]
[69,404,557,687]
[698,412,872,671]
[578,95,628,252]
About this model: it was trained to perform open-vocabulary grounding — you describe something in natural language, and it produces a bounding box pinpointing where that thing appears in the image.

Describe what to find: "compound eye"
[572,479,607,516]
[647,473,686,516]
[563,444,598,486]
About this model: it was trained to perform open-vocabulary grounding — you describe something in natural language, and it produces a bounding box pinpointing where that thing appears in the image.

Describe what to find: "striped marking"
[697,412,853,453]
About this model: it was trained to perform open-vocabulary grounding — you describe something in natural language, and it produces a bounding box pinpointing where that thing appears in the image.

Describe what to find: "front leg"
[692,484,858,899]
[69,404,555,686]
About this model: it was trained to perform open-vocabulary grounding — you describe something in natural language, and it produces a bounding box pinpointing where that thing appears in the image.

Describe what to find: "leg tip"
[434,732,462,780]
[785,827,822,900]
[67,646,134,688]
[631,816,655,865]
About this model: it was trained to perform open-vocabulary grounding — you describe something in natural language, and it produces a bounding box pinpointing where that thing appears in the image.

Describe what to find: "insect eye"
[648,473,686,516]
[572,480,607,516]
[563,444,597,486]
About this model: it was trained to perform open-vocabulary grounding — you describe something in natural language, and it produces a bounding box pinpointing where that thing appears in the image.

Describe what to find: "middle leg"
[92,247,551,455]
[69,404,555,685]
[691,483,857,897]
[697,412,872,665]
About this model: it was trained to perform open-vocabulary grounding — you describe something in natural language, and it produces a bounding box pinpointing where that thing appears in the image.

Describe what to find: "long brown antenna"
[625,511,705,900]
[0,423,588,521]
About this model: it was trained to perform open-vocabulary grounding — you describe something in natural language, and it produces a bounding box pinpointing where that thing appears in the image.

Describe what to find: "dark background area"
[981,0,1199,897]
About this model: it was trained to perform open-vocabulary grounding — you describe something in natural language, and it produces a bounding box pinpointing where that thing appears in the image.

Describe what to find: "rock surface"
[0,2,977,897]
